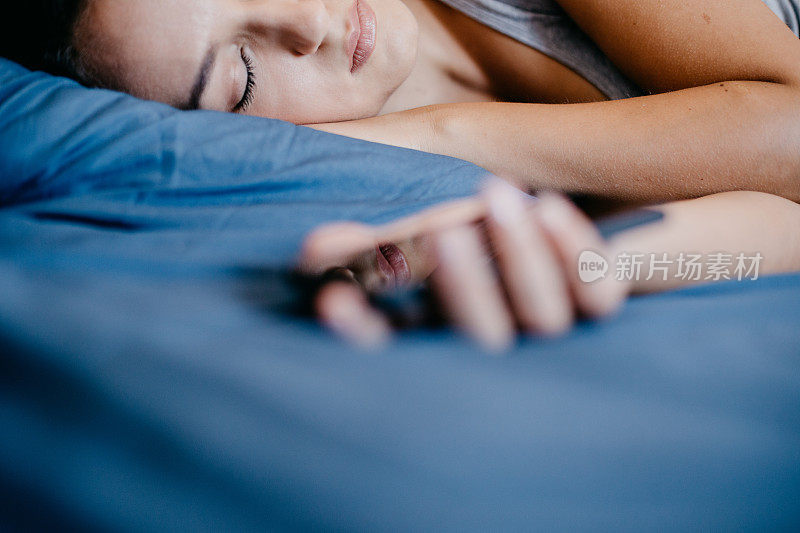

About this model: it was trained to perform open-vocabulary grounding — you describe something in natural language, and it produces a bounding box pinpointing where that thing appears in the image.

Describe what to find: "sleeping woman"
[4,0,800,347]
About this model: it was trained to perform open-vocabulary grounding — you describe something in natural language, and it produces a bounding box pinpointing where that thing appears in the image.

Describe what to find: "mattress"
[1,57,799,530]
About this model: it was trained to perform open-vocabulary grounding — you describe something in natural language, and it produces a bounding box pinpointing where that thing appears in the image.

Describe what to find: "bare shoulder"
[554,0,800,91]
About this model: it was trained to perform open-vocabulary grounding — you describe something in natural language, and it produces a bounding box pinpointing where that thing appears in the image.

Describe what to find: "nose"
[244,0,331,55]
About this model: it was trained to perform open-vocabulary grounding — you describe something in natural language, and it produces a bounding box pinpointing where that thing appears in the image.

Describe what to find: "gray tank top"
[436,0,800,100]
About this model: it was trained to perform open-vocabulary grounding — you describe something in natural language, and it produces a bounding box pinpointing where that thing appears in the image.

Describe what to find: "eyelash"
[234,49,256,112]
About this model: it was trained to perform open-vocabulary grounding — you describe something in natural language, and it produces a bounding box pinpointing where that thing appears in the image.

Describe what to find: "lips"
[376,243,411,289]
[347,0,376,73]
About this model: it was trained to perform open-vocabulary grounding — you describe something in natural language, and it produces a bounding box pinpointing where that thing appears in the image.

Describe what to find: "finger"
[298,198,486,275]
[484,181,574,336]
[299,222,377,275]
[430,224,515,353]
[315,281,391,350]
[535,193,630,318]
[374,197,486,244]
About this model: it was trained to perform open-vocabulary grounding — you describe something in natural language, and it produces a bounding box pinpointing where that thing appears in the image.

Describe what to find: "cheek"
[376,0,418,82]
[350,250,391,293]
[252,60,384,123]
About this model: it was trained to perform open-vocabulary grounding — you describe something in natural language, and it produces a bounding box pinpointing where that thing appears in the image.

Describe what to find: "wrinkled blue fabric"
[0,58,484,267]
[1,58,799,531]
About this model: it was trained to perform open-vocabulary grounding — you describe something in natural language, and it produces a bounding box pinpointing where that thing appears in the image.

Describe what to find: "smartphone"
[367,207,665,326]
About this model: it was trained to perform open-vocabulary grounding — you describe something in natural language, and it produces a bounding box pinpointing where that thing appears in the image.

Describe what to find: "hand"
[298,181,629,352]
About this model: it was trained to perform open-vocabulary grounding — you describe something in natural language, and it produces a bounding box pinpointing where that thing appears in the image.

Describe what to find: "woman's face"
[76,0,419,123]
[300,197,487,293]
[301,222,438,293]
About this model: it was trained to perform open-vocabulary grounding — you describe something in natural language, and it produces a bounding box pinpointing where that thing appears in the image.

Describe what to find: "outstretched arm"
[611,190,800,292]
[301,188,800,349]
[313,0,800,203]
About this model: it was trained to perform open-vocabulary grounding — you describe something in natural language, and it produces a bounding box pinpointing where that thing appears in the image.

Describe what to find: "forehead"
[79,0,215,105]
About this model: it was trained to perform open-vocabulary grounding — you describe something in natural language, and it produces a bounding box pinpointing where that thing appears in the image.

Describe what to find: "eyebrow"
[182,45,218,111]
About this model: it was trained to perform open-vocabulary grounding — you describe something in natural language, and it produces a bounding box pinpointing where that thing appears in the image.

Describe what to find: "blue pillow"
[0,58,484,267]
[3,60,800,533]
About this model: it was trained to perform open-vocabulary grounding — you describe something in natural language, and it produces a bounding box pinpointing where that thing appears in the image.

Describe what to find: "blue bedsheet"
[1,58,799,530]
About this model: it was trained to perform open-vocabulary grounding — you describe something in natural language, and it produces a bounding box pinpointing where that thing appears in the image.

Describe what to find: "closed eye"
[233,49,256,112]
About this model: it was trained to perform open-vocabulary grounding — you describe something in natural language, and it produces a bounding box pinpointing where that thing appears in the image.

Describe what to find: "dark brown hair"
[0,0,92,83]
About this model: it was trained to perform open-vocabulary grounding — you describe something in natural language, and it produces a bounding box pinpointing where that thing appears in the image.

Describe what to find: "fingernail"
[319,286,391,351]
[536,194,573,233]
[477,329,514,354]
[485,180,529,229]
